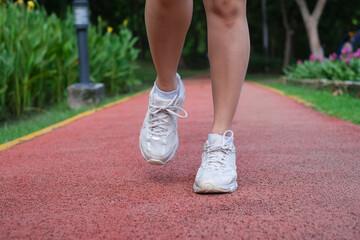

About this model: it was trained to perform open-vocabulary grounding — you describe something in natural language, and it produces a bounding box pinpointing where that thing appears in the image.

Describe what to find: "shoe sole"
[146,159,167,165]
[193,181,238,193]
[139,137,178,165]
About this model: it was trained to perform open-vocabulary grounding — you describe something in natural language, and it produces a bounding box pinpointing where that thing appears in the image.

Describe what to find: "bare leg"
[202,0,250,134]
[145,0,193,91]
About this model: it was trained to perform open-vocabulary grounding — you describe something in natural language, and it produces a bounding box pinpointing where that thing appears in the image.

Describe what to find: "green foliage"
[284,57,360,81]
[88,17,140,94]
[35,0,360,68]
[0,1,139,120]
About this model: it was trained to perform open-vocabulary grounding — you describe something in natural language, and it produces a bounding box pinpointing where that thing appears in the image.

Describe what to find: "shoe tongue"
[152,92,173,107]
[208,134,224,146]
[153,93,172,106]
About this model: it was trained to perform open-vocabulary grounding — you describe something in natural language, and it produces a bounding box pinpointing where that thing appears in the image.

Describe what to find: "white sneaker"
[193,130,238,193]
[139,73,187,165]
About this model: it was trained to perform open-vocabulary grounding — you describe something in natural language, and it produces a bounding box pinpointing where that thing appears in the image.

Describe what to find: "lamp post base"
[67,83,105,109]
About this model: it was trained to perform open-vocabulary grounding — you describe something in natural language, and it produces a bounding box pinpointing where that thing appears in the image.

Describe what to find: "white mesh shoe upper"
[194,130,238,193]
[139,74,187,164]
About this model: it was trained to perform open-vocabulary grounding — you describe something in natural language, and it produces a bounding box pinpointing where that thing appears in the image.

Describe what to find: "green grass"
[0,61,209,145]
[257,80,360,125]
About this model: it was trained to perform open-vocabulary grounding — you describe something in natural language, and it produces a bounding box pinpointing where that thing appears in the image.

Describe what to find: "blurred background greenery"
[0,2,139,119]
[38,0,360,71]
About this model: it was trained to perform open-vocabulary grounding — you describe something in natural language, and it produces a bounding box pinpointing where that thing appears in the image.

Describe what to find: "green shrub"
[0,1,139,120]
[284,52,360,81]
[88,17,140,95]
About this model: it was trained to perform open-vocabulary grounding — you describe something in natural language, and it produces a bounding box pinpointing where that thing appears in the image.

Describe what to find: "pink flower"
[309,54,316,62]
[348,53,355,58]
[355,49,360,58]
[342,47,351,54]
[297,60,303,65]
[345,58,350,65]
[329,53,337,62]
[317,56,323,62]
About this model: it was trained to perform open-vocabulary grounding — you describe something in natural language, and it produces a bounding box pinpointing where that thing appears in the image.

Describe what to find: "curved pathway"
[1,76,360,239]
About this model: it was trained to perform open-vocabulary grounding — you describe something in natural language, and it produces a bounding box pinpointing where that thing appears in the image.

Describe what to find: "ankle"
[210,128,230,135]
[211,121,233,135]
[155,76,178,92]
[154,83,179,99]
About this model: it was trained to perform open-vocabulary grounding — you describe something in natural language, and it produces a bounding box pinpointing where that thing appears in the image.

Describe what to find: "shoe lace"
[203,130,234,170]
[148,98,187,138]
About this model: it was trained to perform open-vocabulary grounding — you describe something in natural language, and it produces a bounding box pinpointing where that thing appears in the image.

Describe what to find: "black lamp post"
[73,0,91,84]
[67,0,104,109]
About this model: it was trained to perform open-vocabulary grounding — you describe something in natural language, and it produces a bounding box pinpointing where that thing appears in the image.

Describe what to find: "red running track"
[1,77,360,239]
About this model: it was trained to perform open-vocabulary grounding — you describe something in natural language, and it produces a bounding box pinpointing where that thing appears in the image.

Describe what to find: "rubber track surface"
[1,77,360,239]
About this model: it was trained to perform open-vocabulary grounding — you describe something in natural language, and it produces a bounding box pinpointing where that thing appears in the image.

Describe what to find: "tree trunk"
[280,0,292,68]
[306,19,323,57]
[261,0,269,58]
[295,0,327,58]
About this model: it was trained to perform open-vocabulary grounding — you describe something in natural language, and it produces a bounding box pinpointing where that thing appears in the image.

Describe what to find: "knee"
[210,0,246,20]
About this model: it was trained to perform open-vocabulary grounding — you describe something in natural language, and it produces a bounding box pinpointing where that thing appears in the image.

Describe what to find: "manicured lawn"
[257,80,360,125]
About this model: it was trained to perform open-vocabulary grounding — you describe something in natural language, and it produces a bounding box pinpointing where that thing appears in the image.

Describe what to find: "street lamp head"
[73,0,89,29]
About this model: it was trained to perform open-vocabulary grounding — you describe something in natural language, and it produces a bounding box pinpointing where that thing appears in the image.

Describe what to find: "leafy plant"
[0,0,139,120]
[284,50,360,81]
